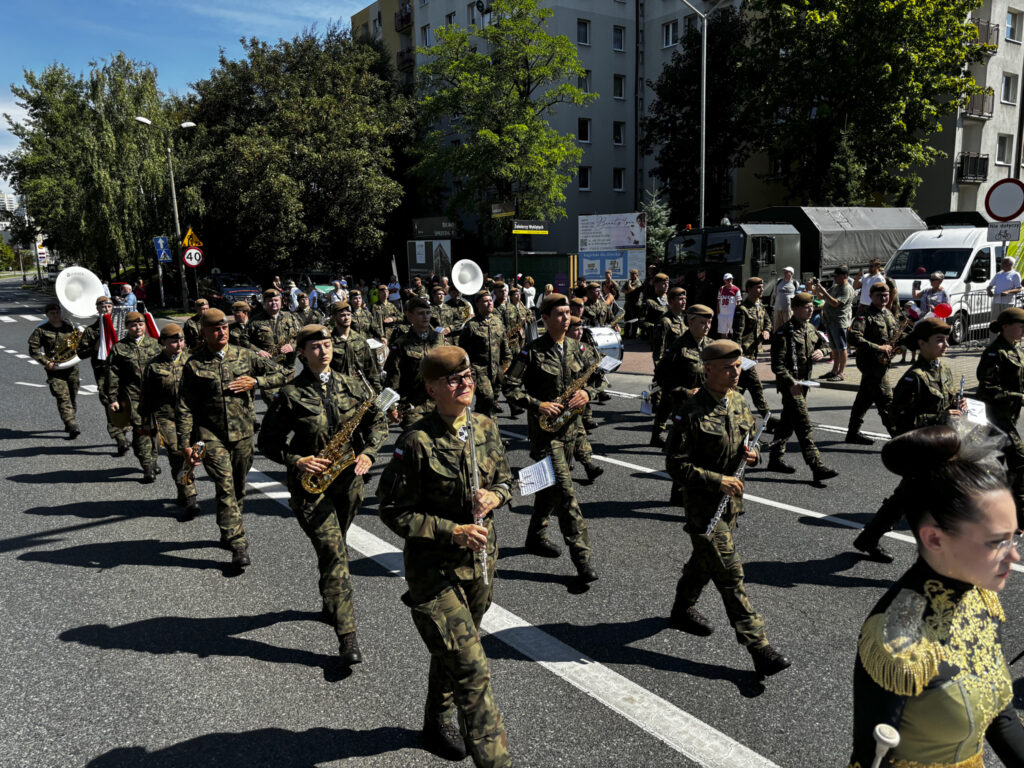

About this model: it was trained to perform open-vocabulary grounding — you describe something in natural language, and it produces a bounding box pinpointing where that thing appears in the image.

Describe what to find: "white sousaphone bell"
[451,259,484,318]
[52,266,105,369]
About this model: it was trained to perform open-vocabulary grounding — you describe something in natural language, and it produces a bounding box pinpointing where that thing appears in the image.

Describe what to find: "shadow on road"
[7,467,140,484]
[744,551,892,590]
[20,538,226,571]
[22,498,175,520]
[82,725,420,767]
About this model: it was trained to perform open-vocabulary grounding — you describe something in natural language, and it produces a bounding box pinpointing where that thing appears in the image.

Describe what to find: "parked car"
[198,272,262,311]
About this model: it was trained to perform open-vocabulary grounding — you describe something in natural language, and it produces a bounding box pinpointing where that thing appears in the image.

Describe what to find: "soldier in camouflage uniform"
[665,339,791,678]
[977,307,1024,524]
[410,275,429,299]
[78,295,128,451]
[641,272,670,342]
[347,290,380,339]
[384,297,448,429]
[328,301,382,390]
[504,293,599,584]
[852,318,964,563]
[567,317,605,484]
[104,311,162,481]
[445,284,473,335]
[378,346,513,767]
[178,309,288,568]
[458,290,511,419]
[732,277,772,418]
[582,282,617,329]
[28,302,82,438]
[248,288,299,403]
[845,282,899,444]
[429,282,460,337]
[294,292,324,327]
[228,301,261,352]
[141,323,198,516]
[182,298,209,351]
[500,285,530,353]
[651,304,712,448]
[259,325,389,668]
[373,283,403,342]
[767,292,838,481]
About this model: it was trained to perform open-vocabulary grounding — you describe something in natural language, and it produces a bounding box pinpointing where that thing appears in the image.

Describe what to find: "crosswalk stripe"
[19,314,41,321]
[0,315,16,323]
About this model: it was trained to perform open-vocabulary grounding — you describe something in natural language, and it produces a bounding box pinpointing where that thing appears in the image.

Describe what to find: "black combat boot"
[66,422,80,439]
[525,535,561,558]
[766,455,795,474]
[812,465,839,481]
[180,499,199,522]
[669,605,714,636]
[509,405,525,417]
[231,545,251,568]
[598,391,611,402]
[748,644,792,677]
[575,561,599,583]
[422,720,468,761]
[583,462,604,484]
[582,419,598,432]
[853,533,894,563]
[141,465,156,484]
[338,632,363,666]
[649,431,666,449]
[115,437,130,457]
[845,426,873,445]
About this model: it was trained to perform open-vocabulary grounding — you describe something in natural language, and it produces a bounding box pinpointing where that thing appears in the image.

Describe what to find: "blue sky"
[1,0,369,193]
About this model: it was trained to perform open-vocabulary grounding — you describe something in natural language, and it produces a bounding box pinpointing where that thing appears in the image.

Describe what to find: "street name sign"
[512,219,547,235]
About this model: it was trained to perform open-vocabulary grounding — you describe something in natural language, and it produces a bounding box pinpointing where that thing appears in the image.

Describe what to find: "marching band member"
[567,317,605,483]
[732,278,772,421]
[27,302,82,439]
[248,288,299,403]
[78,295,129,452]
[228,301,260,352]
[845,282,899,444]
[384,297,447,429]
[458,290,510,419]
[328,301,381,390]
[258,325,388,668]
[347,289,379,339]
[182,298,209,351]
[650,304,712,448]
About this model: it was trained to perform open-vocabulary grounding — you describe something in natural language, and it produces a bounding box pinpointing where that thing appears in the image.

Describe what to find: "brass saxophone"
[538,358,603,432]
[177,441,207,486]
[505,314,527,343]
[877,316,910,366]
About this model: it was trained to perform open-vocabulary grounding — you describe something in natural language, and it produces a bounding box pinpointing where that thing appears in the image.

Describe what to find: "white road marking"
[19,314,41,321]
[5,349,17,353]
[16,381,45,388]
[27,360,38,365]
[0,315,15,323]
[81,384,99,394]
[15,354,30,359]
[814,423,891,441]
[605,389,641,399]
[246,468,780,768]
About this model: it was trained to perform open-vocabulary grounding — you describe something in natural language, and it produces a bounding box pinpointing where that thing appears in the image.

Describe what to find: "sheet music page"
[518,456,556,495]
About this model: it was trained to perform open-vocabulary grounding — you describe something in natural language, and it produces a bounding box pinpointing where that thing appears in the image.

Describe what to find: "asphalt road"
[2,274,1022,768]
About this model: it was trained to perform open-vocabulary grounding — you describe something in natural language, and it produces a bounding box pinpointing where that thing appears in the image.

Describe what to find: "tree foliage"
[642,9,751,227]
[415,0,595,237]
[182,25,410,273]
[639,188,677,263]
[742,0,988,205]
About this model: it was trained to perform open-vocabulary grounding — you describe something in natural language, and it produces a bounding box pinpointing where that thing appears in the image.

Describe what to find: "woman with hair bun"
[848,425,1024,768]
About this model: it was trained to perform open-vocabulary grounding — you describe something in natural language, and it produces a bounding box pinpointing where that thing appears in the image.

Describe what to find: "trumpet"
[177,441,207,487]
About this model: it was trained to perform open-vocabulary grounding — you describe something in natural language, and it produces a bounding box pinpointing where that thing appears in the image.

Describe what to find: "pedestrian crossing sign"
[182,227,203,248]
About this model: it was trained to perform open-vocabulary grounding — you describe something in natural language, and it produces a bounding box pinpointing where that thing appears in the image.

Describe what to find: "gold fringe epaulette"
[978,588,1005,622]
[858,613,942,697]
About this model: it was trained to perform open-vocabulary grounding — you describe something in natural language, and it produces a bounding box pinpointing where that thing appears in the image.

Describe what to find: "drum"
[588,326,623,361]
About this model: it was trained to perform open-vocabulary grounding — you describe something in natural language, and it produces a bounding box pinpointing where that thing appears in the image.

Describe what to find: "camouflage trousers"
[46,369,79,427]
[409,572,511,768]
[90,361,128,442]
[125,400,156,471]
[287,467,364,637]
[848,368,895,436]
[738,366,770,414]
[572,429,593,465]
[674,507,767,648]
[529,437,592,566]
[769,389,824,469]
[651,389,676,437]
[200,436,254,547]
[156,417,196,502]
[471,366,501,418]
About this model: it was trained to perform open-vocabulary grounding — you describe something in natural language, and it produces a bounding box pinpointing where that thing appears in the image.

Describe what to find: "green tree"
[642,8,751,227]
[0,239,17,270]
[415,0,595,239]
[742,0,988,205]
[639,188,677,264]
[182,25,410,273]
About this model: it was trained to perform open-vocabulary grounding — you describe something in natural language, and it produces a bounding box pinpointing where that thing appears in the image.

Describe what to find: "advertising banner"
[578,213,646,279]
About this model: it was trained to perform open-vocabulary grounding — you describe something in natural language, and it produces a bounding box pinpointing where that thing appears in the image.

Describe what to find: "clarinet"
[465,405,489,585]
[958,373,966,411]
[705,413,772,535]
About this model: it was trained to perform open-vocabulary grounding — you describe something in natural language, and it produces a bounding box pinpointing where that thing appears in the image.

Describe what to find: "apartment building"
[352,0,708,254]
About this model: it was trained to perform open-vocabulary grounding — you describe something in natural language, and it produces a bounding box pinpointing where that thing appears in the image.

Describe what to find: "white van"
[885,226,1000,343]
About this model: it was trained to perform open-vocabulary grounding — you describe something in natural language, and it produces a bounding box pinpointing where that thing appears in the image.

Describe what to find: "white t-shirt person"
[988,262,1023,306]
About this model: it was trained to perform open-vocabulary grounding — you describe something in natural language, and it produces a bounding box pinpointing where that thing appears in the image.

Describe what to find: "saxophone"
[505,313,528,343]
[876,315,910,366]
[177,441,207,486]
[538,358,603,432]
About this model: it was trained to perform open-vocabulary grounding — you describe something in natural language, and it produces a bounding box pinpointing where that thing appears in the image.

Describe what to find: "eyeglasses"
[444,370,474,389]
[986,534,1023,556]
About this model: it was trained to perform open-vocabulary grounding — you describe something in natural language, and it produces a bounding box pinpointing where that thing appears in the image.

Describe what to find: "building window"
[420,24,431,46]
[1003,73,1019,104]
[1008,10,1022,42]
[467,2,477,25]
[613,168,625,191]
[579,70,592,93]
[579,166,592,191]
[578,118,591,143]
[613,74,626,99]
[445,12,456,26]
[577,19,591,45]
[662,20,680,47]
[613,25,625,51]
[997,134,1014,164]
[613,121,626,145]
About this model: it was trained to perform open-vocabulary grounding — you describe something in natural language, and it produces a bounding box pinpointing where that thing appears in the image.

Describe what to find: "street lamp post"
[135,117,196,307]
[679,0,728,229]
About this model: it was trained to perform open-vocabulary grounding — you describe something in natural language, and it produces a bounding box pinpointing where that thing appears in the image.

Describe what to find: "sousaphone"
[451,259,484,319]
[53,266,105,369]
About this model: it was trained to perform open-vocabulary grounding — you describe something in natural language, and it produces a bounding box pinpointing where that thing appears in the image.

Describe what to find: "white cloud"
[154,0,368,32]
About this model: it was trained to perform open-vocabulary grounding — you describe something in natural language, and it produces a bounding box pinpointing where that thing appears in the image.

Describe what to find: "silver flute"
[465,406,489,585]
[705,413,772,536]
[958,373,966,408]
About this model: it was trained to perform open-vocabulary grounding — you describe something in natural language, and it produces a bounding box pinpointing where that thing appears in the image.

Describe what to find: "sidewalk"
[616,337,984,393]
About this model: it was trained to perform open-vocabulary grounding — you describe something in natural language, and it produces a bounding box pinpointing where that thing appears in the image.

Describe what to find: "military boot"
[812,465,839,482]
[649,431,666,449]
[845,432,873,445]
[66,422,80,439]
[853,532,894,564]
[180,499,200,522]
[338,632,363,666]
[582,462,604,484]
[748,644,792,677]
[115,437,130,457]
[575,562,599,584]
[525,535,561,558]
[422,720,468,761]
[231,545,251,569]
[669,606,714,636]
[141,465,157,484]
[766,455,795,474]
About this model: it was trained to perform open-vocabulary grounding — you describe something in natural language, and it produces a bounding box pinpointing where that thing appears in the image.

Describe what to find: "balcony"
[395,5,412,32]
[397,47,416,71]
[963,90,994,119]
[957,152,989,183]
[971,18,999,50]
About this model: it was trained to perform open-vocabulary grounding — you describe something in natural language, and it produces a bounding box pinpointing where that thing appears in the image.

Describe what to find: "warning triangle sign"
[182,227,203,248]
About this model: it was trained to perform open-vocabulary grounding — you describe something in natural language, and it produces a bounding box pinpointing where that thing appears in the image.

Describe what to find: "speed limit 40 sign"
[182,246,204,268]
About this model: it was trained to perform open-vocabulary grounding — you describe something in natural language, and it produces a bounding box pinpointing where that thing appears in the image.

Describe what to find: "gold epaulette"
[977,588,1006,622]
[858,612,941,697]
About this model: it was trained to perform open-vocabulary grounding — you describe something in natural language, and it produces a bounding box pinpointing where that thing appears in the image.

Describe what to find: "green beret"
[653,273,670,281]
[869,282,890,295]
[262,288,280,299]
[745,277,763,290]
[990,307,1024,333]
[202,309,228,326]
[160,323,183,339]
[687,304,713,319]
[668,287,686,299]
[472,290,492,304]
[569,316,583,327]
[540,293,569,315]
[570,297,586,307]
[194,298,209,308]
[96,295,113,306]
[792,292,814,307]
[125,311,144,323]
[909,317,950,344]
[296,324,331,347]
[406,297,430,312]
[231,301,250,312]
[420,346,471,380]
[700,339,742,362]
[331,301,351,314]
[586,281,601,290]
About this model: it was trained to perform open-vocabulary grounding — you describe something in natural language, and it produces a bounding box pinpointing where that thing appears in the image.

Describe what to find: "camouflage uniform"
[384,327,447,429]
[666,388,767,647]
[104,335,163,472]
[349,306,379,339]
[768,318,831,470]
[27,321,80,429]
[573,335,605,463]
[504,334,597,566]
[582,299,615,328]
[978,335,1024,521]
[329,329,382,391]
[228,321,255,350]
[651,311,687,366]
[641,295,669,341]
[78,317,128,442]
[296,307,326,327]
[248,311,300,402]
[622,277,644,338]
[445,297,473,335]
[178,345,287,548]
[652,331,707,442]
[431,301,462,337]
[141,348,194,503]
[496,302,530,357]
[183,314,204,350]
[378,410,513,768]
[458,315,511,418]
[373,301,403,342]
[258,368,388,638]
[732,298,771,414]
[847,305,898,436]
